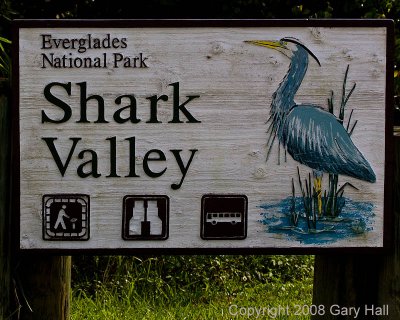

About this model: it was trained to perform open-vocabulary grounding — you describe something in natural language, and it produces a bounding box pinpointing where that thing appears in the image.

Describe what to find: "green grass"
[72,278,313,319]
[71,255,314,320]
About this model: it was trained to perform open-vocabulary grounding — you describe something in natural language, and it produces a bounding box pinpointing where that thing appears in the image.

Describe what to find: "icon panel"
[201,194,247,240]
[42,194,90,240]
[122,195,169,240]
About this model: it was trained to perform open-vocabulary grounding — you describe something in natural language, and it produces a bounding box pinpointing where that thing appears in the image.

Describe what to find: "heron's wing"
[282,105,376,182]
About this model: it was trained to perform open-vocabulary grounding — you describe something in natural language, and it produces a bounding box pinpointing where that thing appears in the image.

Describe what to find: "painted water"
[259,197,375,245]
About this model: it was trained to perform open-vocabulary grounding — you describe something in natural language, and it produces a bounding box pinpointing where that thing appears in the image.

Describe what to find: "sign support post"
[376,138,400,315]
[312,255,381,318]
[0,79,12,320]
[17,255,71,320]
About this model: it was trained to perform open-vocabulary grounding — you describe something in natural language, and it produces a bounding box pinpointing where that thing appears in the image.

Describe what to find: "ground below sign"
[13,20,393,253]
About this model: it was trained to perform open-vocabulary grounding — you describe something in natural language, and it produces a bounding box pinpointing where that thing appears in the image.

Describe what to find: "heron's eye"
[279,40,287,46]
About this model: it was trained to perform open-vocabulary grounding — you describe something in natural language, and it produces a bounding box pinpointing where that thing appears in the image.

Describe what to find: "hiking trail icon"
[54,205,70,230]
[43,194,90,240]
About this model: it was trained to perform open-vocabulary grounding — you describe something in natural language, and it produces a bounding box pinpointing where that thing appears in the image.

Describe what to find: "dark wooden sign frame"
[12,19,394,254]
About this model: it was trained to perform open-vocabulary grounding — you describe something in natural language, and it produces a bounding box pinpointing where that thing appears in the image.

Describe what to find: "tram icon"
[206,212,242,225]
[201,194,247,240]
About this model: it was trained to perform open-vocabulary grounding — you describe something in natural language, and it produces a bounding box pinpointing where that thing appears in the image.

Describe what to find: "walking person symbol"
[54,205,70,230]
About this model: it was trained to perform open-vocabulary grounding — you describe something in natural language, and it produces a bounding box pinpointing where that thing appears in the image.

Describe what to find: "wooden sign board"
[13,20,394,253]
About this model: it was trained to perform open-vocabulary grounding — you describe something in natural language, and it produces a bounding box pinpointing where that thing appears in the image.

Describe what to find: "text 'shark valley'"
[41,81,201,190]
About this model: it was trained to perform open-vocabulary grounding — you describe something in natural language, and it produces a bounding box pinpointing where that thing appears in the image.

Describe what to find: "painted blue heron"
[245,37,376,209]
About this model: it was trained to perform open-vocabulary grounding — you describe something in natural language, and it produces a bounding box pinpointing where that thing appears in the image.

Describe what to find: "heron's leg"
[313,171,323,217]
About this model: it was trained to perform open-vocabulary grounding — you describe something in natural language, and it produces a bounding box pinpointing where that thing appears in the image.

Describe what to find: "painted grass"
[71,256,313,320]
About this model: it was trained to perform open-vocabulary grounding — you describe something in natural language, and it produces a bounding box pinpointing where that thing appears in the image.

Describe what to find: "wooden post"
[312,255,381,319]
[375,137,400,316]
[0,79,12,319]
[17,255,71,320]
[312,138,399,319]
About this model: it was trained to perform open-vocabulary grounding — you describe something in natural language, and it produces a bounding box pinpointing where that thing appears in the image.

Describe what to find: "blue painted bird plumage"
[266,38,376,183]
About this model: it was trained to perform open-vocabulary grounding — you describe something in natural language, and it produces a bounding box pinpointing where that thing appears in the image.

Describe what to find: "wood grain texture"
[16,25,389,250]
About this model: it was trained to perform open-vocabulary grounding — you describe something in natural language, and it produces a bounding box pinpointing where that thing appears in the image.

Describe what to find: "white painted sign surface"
[15,20,393,252]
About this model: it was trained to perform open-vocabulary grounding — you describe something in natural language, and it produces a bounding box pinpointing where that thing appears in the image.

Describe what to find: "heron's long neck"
[271,48,309,115]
